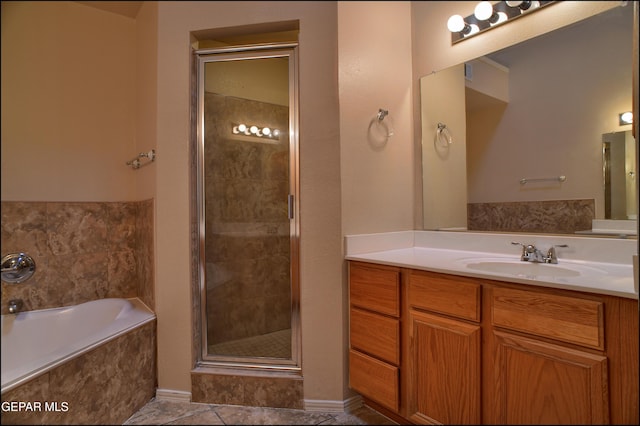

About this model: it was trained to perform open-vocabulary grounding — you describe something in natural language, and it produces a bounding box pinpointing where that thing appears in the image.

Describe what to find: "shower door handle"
[288,194,294,219]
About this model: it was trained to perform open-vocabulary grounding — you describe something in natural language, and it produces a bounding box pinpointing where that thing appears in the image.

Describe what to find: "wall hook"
[377,108,389,121]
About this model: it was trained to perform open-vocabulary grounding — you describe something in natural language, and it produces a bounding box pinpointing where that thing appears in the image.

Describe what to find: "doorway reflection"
[602,130,637,220]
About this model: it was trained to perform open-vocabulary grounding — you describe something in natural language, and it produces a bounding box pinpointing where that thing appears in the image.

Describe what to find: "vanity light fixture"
[232,123,280,140]
[474,1,507,25]
[505,1,540,12]
[448,1,555,44]
[447,14,479,37]
[619,111,633,126]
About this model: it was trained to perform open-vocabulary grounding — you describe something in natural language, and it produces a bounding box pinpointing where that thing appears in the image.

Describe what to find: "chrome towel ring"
[436,122,453,147]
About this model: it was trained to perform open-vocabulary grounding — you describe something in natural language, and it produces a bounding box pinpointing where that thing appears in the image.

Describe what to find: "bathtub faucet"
[8,299,23,314]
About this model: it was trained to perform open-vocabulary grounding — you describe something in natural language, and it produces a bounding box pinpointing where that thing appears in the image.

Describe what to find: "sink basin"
[457,257,607,279]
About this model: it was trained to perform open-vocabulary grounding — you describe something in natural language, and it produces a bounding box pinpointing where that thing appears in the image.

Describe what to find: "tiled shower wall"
[204,92,291,345]
[467,199,595,234]
[0,200,154,314]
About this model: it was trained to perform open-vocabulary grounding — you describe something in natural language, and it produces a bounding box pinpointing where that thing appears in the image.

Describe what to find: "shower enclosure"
[193,43,300,373]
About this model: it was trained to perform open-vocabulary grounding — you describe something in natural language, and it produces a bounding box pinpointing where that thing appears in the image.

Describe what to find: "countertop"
[345,230,638,300]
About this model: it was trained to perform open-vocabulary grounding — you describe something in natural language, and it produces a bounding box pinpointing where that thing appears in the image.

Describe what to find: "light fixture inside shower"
[232,123,280,140]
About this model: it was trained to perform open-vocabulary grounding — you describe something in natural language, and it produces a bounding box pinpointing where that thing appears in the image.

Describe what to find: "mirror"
[603,130,637,220]
[421,4,636,236]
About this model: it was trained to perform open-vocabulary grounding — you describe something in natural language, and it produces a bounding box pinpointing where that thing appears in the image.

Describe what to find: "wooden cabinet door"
[490,330,609,425]
[407,309,481,425]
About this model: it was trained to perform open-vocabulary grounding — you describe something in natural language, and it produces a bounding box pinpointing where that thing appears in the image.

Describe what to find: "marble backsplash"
[1,200,154,314]
[467,199,595,234]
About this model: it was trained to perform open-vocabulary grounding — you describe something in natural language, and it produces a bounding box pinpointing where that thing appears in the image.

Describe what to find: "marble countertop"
[345,231,638,300]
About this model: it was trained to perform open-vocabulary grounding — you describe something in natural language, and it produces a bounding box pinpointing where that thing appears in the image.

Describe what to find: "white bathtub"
[1,297,155,394]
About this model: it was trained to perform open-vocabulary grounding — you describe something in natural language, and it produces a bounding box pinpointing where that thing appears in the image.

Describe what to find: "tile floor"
[124,398,398,425]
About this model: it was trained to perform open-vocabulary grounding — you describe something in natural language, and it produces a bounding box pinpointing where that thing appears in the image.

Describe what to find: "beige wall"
[338,1,415,235]
[1,1,138,202]
[135,2,158,202]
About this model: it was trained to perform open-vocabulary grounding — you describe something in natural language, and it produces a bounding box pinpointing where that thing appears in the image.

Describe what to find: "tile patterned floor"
[123,398,398,425]
[208,329,291,358]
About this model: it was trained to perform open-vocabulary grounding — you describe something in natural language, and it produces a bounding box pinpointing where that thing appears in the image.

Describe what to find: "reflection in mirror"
[603,130,637,220]
[421,3,636,236]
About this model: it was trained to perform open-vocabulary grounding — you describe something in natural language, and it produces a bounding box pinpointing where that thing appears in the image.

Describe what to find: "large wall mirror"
[421,3,637,236]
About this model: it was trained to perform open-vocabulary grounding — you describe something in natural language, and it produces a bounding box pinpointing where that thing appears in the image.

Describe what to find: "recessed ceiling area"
[75,1,143,19]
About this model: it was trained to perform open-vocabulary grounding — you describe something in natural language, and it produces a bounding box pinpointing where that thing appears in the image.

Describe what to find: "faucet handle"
[511,242,537,261]
[546,244,568,264]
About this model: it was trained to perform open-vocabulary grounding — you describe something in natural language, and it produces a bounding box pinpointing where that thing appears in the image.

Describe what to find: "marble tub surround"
[191,371,303,409]
[0,320,156,425]
[345,230,638,299]
[124,398,397,425]
[0,200,154,314]
[467,199,595,234]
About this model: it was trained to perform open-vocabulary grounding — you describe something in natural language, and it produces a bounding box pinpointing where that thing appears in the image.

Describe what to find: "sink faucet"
[511,242,569,264]
[8,299,23,314]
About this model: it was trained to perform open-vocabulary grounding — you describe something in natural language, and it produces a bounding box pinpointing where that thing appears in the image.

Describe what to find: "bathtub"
[1,297,155,394]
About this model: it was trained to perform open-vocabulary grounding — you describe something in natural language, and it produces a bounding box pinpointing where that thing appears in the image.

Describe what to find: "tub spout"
[8,299,23,314]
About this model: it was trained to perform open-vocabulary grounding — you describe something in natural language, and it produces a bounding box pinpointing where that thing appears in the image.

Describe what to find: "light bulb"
[262,127,271,136]
[506,0,535,11]
[447,15,466,33]
[620,111,633,125]
[237,124,247,132]
[273,129,280,137]
[474,1,494,21]
[249,125,258,134]
[494,11,508,25]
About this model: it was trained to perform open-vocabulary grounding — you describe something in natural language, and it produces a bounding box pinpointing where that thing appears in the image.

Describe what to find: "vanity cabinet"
[348,262,401,413]
[406,270,482,424]
[347,260,639,425]
[486,286,610,424]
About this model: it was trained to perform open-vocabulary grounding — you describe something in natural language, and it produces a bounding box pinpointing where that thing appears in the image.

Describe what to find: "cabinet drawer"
[349,349,399,412]
[409,270,481,322]
[492,287,604,350]
[350,307,400,365]
[349,262,400,317]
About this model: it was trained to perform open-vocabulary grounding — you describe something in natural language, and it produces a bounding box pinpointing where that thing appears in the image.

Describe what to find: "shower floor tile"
[123,398,398,425]
[208,328,291,358]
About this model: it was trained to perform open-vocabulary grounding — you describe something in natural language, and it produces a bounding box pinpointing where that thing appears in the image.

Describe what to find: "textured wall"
[1,200,154,314]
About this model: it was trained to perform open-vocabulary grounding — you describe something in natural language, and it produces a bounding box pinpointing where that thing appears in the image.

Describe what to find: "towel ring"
[436,123,452,147]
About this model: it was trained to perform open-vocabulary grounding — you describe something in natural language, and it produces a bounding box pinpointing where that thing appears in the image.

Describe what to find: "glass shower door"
[196,45,300,371]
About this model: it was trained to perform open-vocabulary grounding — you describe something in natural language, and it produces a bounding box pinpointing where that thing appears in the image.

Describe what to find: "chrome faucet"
[8,299,23,314]
[511,242,569,264]
[545,244,569,264]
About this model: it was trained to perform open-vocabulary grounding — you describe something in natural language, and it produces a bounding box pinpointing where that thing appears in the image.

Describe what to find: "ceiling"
[75,1,143,19]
